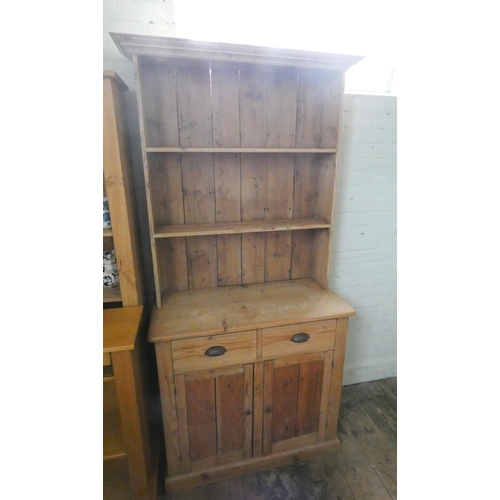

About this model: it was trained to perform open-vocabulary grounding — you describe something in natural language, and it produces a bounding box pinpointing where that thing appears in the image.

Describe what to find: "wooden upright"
[111,33,362,493]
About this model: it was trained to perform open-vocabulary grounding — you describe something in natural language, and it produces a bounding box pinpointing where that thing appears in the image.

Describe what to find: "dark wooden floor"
[105,377,396,500]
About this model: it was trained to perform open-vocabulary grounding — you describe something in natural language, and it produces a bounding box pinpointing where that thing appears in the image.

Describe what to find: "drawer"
[262,319,336,359]
[171,330,257,374]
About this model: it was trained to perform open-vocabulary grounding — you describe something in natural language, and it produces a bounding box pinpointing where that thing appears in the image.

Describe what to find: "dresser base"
[164,438,340,493]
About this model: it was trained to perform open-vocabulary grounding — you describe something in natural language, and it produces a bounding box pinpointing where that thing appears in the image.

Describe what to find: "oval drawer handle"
[290,332,310,343]
[204,345,227,357]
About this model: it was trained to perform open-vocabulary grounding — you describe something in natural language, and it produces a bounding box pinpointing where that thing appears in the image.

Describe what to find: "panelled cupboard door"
[262,350,334,456]
[174,364,253,473]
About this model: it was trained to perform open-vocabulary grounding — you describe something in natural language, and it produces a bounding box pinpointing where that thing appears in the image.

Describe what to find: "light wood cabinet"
[111,33,362,493]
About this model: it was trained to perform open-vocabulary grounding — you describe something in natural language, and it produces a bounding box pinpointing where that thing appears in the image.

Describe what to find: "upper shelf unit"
[111,34,364,307]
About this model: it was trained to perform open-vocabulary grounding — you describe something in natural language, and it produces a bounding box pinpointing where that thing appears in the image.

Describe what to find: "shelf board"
[104,409,126,460]
[103,229,113,237]
[104,285,122,303]
[154,218,331,238]
[146,147,337,154]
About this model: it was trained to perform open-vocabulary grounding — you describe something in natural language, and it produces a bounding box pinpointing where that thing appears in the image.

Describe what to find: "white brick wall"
[330,93,397,385]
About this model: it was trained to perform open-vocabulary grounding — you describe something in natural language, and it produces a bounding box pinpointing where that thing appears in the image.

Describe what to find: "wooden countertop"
[103,306,144,353]
[149,278,355,342]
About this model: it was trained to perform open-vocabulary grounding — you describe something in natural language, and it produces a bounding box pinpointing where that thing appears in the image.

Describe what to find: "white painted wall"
[103,1,397,385]
[331,94,397,384]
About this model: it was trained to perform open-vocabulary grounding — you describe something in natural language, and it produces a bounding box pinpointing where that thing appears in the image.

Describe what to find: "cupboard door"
[174,364,253,472]
[262,351,334,455]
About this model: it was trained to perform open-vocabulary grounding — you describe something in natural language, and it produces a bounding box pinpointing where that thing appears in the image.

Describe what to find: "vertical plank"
[290,230,314,279]
[264,154,294,282]
[293,154,319,218]
[240,65,267,147]
[326,317,349,440]
[296,359,324,436]
[272,364,300,443]
[155,343,182,476]
[214,153,242,286]
[241,153,266,283]
[148,153,184,227]
[174,374,192,474]
[311,228,332,290]
[185,377,217,462]
[252,361,265,457]
[156,238,189,293]
[186,236,218,290]
[242,233,265,284]
[216,372,245,455]
[175,62,213,147]
[265,68,298,148]
[296,69,343,149]
[264,231,292,282]
[138,59,180,148]
[243,364,254,459]
[262,361,274,456]
[211,63,240,148]
[182,152,217,289]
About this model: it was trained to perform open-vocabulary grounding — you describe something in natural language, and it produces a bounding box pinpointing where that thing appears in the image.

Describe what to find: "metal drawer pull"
[291,332,310,343]
[204,346,227,357]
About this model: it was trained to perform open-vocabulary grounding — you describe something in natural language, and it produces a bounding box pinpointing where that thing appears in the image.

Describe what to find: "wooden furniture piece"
[111,33,362,493]
[103,70,144,307]
[104,306,159,500]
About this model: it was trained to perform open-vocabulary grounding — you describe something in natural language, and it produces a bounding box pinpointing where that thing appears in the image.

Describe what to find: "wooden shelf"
[104,229,113,237]
[104,408,126,461]
[154,218,330,238]
[146,147,337,154]
[104,285,122,303]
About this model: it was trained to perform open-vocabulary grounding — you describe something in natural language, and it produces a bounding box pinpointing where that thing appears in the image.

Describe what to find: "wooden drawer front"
[172,331,257,374]
[262,320,336,359]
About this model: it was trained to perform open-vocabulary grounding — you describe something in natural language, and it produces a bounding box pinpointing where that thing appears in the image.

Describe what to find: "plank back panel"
[138,59,180,148]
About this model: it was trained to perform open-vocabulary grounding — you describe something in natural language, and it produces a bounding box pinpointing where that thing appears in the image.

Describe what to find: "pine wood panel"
[216,372,245,455]
[185,377,217,462]
[149,279,355,341]
[271,363,299,443]
[137,59,179,148]
[156,238,189,293]
[171,331,257,374]
[296,359,324,436]
[261,319,336,360]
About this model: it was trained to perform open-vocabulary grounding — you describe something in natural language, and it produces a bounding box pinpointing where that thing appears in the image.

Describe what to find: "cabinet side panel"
[326,317,349,440]
[175,62,213,147]
[216,373,245,455]
[138,59,180,148]
[185,377,217,462]
[296,359,324,436]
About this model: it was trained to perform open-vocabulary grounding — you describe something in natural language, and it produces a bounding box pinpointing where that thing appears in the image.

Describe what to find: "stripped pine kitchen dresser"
[111,33,363,493]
